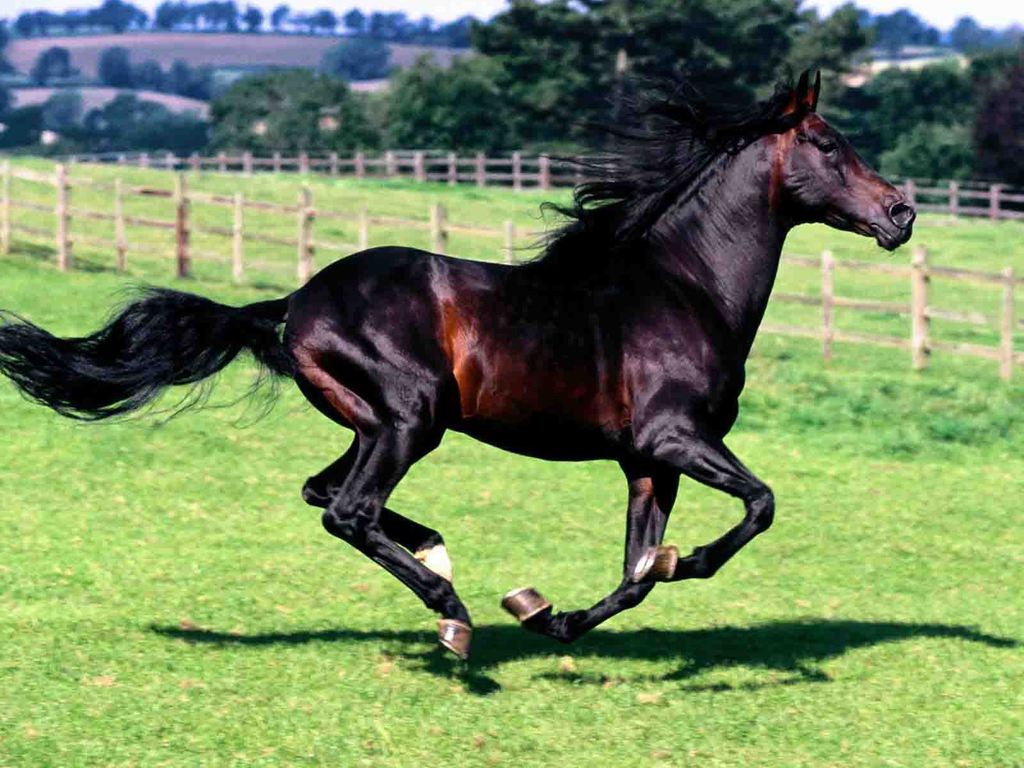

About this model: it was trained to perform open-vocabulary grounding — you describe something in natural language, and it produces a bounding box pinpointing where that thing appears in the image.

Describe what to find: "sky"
[3,0,1022,31]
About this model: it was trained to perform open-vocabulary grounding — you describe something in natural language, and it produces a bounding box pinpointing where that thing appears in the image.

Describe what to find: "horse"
[0,72,915,660]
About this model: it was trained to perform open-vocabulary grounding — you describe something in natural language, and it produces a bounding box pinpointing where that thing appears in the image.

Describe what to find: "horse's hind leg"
[320,426,475,658]
[502,462,679,644]
[302,442,452,582]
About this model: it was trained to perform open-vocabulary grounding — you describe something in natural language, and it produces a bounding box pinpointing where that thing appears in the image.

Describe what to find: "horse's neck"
[651,152,790,354]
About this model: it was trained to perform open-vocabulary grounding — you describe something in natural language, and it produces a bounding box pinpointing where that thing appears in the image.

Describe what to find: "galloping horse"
[0,73,914,659]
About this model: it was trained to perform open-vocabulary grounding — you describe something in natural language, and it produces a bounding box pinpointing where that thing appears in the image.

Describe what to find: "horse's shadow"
[151,618,1016,696]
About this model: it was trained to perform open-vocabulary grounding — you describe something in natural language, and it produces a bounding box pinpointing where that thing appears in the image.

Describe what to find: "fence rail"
[1,159,1020,381]
[59,150,1024,221]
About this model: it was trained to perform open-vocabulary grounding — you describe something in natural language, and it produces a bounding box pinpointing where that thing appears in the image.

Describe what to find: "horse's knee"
[748,487,775,533]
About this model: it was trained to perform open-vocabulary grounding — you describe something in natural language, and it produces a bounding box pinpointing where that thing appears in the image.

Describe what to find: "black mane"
[534,79,807,271]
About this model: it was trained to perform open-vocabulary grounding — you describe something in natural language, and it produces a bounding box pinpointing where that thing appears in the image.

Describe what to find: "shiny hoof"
[437,619,472,660]
[501,586,552,623]
[632,545,679,583]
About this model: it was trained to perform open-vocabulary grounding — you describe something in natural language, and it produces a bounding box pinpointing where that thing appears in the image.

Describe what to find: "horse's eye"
[819,141,839,155]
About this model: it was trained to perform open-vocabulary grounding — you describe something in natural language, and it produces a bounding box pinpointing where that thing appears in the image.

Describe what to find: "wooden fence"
[0,160,523,285]
[764,247,1021,381]
[62,150,1024,221]
[1,160,1021,380]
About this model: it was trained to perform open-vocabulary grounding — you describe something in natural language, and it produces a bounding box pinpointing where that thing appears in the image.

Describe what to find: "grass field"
[1,172,1023,766]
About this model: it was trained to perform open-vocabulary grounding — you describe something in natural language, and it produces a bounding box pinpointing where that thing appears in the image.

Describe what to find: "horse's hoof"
[437,619,472,660]
[632,545,679,582]
[415,544,453,583]
[501,586,552,623]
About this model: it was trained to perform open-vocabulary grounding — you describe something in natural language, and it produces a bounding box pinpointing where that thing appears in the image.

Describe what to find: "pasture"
[0,173,1022,766]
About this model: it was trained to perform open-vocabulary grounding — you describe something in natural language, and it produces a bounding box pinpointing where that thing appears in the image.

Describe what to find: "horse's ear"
[785,70,812,115]
[806,70,821,112]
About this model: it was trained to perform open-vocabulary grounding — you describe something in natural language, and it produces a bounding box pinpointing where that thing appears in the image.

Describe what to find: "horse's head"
[771,72,915,251]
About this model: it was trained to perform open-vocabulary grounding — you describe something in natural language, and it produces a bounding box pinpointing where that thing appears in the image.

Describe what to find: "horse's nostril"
[889,201,916,228]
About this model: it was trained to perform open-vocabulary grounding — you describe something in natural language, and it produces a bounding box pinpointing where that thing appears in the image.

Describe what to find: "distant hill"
[10,86,210,116]
[6,32,468,80]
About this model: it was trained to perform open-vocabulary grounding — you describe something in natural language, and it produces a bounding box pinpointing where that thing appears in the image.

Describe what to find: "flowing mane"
[533,79,809,271]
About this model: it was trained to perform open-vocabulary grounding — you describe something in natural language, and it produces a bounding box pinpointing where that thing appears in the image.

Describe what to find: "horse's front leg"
[633,432,774,583]
[501,462,679,643]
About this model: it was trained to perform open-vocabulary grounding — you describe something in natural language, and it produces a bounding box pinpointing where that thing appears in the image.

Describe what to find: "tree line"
[8,1,474,48]
[1,2,1022,184]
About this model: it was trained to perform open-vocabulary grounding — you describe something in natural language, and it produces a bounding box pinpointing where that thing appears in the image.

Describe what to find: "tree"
[472,0,802,147]
[320,38,391,81]
[98,47,134,88]
[385,55,514,151]
[31,47,75,85]
[41,90,84,132]
[0,21,13,75]
[974,54,1024,184]
[133,59,165,91]
[0,106,43,149]
[155,1,189,30]
[789,3,868,77]
[880,123,974,180]
[868,9,940,53]
[82,94,208,153]
[210,69,378,151]
[313,10,336,35]
[343,8,365,35]
[0,84,11,118]
[90,0,148,33]
[270,4,289,31]
[833,62,974,168]
[243,5,263,32]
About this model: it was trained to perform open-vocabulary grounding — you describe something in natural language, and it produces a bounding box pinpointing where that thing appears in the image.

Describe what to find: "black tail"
[0,288,293,420]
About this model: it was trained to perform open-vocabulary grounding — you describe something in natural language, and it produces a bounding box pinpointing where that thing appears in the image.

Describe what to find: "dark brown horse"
[0,73,914,659]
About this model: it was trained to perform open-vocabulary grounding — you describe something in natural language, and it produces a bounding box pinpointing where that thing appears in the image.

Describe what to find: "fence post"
[272,151,281,173]
[821,249,835,364]
[55,163,71,272]
[948,181,959,216]
[355,151,366,179]
[114,178,127,271]
[117,153,126,166]
[447,152,457,186]
[512,151,523,191]
[164,152,175,171]
[0,160,10,256]
[904,178,916,207]
[1000,267,1015,381]
[233,191,244,283]
[385,151,397,178]
[539,155,551,190]
[329,151,339,177]
[475,153,486,187]
[174,172,190,278]
[217,151,227,173]
[243,151,253,177]
[296,185,314,284]
[430,203,447,255]
[299,151,309,175]
[190,152,200,173]
[989,184,1002,221]
[414,151,426,183]
[139,152,150,168]
[358,207,369,250]
[911,245,929,371]
[504,220,515,265]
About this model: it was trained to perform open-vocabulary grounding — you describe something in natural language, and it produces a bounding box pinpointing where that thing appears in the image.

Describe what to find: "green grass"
[1,173,1023,767]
